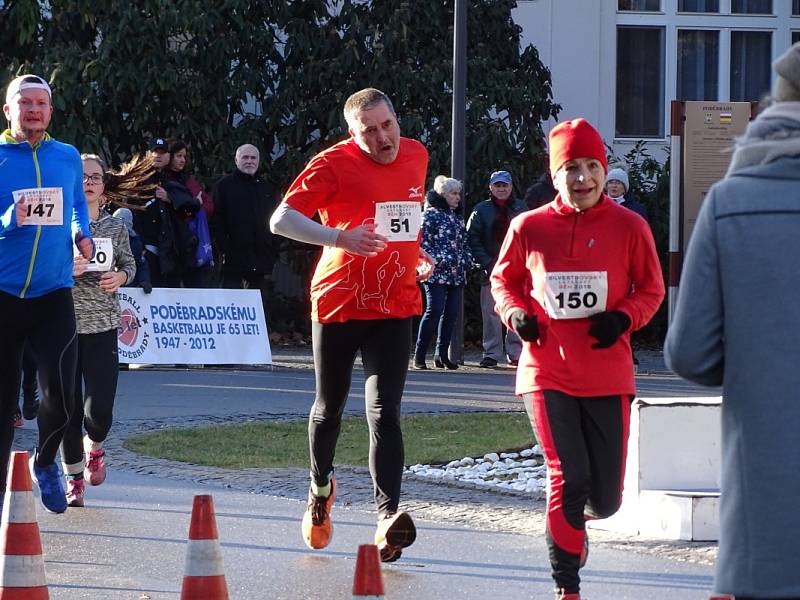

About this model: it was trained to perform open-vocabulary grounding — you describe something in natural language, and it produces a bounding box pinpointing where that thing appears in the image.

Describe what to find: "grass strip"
[123,412,535,469]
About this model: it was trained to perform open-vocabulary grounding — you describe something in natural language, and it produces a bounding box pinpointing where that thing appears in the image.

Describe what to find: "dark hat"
[149,138,168,151]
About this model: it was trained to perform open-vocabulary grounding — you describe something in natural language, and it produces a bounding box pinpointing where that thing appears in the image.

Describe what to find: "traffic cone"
[181,494,228,600]
[352,544,384,598]
[0,451,49,599]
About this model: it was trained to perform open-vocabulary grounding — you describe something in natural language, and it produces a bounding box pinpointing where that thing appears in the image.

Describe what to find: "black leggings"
[0,288,78,483]
[20,344,37,401]
[309,318,411,517]
[60,329,119,473]
[523,390,631,594]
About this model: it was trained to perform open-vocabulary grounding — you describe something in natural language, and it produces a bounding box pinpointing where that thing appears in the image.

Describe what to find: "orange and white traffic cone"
[0,451,49,599]
[181,494,228,600]
[352,544,384,598]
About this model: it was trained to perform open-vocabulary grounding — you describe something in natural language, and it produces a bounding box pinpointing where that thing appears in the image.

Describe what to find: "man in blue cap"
[466,170,527,367]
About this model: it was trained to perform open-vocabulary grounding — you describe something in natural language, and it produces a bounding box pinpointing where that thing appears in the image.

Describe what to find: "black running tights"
[60,329,119,473]
[309,318,411,517]
[0,289,78,484]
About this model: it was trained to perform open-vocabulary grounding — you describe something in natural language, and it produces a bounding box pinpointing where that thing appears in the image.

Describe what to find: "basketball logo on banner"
[117,291,149,361]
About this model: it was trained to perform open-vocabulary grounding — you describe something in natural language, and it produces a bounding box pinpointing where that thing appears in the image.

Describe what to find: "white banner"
[116,288,271,364]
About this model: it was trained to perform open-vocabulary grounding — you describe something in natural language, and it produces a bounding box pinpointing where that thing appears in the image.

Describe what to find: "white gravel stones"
[406,445,546,496]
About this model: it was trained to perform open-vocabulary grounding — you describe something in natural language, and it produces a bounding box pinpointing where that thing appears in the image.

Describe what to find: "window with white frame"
[615,1,790,139]
[679,0,719,11]
[616,27,665,137]
[619,0,661,11]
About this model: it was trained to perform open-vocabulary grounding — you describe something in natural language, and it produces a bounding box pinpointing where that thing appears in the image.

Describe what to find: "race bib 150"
[543,271,608,319]
[13,187,64,226]
[374,201,422,242]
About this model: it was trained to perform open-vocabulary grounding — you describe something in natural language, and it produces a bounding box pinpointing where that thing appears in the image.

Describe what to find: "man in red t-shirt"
[270,88,433,563]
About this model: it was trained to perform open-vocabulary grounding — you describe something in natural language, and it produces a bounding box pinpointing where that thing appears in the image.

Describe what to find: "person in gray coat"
[466,170,527,367]
[664,42,800,600]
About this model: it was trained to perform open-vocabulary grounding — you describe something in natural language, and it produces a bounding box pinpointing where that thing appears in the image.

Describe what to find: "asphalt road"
[113,364,719,424]
[9,360,719,598]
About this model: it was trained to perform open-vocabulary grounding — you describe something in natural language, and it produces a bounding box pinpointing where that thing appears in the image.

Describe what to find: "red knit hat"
[548,118,608,177]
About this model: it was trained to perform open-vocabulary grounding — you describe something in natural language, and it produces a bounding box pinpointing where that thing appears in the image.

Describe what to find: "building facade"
[514,0,800,157]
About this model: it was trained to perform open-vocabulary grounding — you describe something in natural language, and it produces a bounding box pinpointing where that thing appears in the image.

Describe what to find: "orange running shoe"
[555,590,581,600]
[374,511,416,562]
[301,478,336,549]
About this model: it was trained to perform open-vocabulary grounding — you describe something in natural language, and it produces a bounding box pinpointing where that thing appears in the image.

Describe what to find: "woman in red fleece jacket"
[490,118,664,600]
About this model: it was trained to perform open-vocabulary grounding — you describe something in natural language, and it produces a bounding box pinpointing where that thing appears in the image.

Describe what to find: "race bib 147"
[374,201,422,242]
[542,271,608,319]
[13,187,64,226]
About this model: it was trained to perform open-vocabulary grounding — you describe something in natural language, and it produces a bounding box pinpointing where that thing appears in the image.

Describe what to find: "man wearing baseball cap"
[466,169,527,368]
[0,74,94,514]
[490,118,664,599]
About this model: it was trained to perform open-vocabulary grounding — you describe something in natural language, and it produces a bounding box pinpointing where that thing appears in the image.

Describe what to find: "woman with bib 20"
[490,119,664,600]
[61,154,136,507]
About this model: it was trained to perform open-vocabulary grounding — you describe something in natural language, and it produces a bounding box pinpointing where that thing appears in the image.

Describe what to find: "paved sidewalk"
[35,470,713,599]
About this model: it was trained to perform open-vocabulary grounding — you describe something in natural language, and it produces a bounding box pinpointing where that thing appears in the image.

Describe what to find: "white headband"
[5,75,52,104]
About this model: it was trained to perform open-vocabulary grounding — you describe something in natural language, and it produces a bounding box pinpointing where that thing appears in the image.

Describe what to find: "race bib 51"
[374,201,422,242]
[13,187,64,226]
[543,271,608,319]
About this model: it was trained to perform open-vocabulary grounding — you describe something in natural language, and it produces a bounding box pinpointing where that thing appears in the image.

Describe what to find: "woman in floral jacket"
[413,176,473,370]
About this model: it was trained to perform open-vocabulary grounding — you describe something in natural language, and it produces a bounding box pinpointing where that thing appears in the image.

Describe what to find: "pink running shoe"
[66,479,85,507]
[84,449,107,486]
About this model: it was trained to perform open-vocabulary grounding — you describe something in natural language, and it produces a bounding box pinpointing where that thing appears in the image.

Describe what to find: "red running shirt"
[283,137,429,323]
[491,196,665,397]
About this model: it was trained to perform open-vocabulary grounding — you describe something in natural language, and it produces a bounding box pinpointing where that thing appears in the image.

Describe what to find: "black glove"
[509,309,539,342]
[588,311,631,349]
[142,281,153,294]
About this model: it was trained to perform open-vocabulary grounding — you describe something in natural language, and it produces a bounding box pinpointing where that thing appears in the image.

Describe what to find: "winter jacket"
[0,130,92,298]
[665,101,800,598]
[614,194,648,221]
[421,190,473,286]
[466,196,527,283]
[114,208,151,289]
[491,195,664,397]
[132,174,200,275]
[73,214,136,334]
[212,169,278,275]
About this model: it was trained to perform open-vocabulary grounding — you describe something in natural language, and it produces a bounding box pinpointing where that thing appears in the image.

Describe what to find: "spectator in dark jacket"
[164,140,212,287]
[466,170,527,368]
[113,207,152,293]
[131,138,199,287]
[212,144,278,323]
[523,171,557,211]
[605,167,648,221]
[413,176,473,370]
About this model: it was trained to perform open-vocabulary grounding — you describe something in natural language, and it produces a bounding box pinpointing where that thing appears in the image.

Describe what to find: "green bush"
[608,141,670,345]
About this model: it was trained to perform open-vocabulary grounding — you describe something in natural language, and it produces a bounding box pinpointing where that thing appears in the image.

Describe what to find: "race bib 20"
[75,237,114,272]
